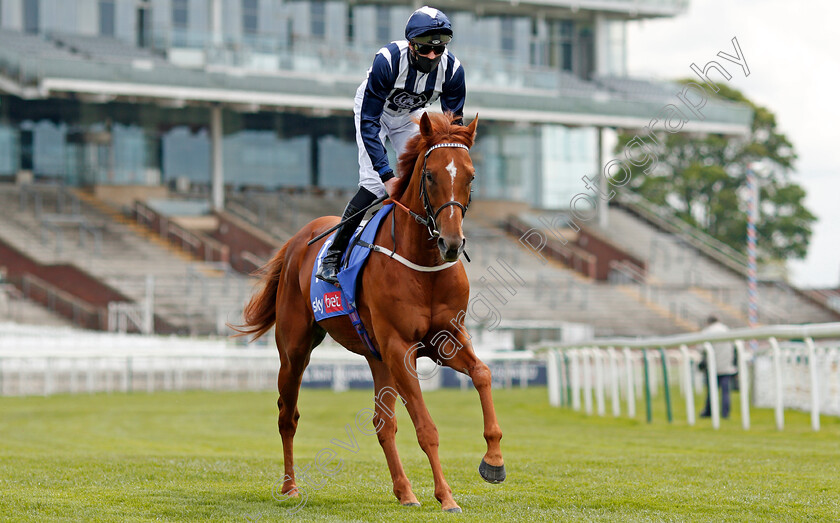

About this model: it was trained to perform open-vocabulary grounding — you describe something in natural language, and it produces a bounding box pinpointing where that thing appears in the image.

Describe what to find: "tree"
[616,83,816,261]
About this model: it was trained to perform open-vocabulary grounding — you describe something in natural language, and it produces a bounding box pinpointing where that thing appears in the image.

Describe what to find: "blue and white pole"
[746,165,759,350]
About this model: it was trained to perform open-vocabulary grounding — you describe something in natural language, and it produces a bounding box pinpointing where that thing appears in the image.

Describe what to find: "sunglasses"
[413,42,447,55]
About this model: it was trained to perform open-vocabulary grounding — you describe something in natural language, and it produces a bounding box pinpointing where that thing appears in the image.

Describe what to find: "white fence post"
[594,349,605,417]
[623,347,635,418]
[570,350,581,411]
[768,337,784,430]
[547,349,560,407]
[734,340,750,430]
[805,337,820,431]
[609,347,620,417]
[679,344,695,426]
[582,349,593,415]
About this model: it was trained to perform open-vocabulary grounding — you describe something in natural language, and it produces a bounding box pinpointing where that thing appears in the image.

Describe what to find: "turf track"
[1,388,838,522]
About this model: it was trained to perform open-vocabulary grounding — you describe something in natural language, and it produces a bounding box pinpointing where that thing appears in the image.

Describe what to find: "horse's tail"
[230,242,289,341]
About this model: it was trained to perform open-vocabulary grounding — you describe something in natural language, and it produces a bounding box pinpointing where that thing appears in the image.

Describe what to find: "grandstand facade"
[0,0,751,210]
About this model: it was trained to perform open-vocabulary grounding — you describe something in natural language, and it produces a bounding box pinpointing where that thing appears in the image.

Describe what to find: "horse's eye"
[425,171,433,183]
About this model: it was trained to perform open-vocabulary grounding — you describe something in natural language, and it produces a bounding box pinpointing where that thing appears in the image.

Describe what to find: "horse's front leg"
[438,329,506,484]
[367,358,420,507]
[381,333,461,512]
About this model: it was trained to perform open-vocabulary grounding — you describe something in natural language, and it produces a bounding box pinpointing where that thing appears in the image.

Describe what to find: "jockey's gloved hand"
[380,169,395,182]
[384,176,400,198]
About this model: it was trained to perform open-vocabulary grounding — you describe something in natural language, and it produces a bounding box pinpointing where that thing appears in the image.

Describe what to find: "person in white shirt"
[699,315,737,418]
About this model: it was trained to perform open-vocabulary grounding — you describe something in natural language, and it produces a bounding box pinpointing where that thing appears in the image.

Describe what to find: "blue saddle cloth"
[310,204,394,322]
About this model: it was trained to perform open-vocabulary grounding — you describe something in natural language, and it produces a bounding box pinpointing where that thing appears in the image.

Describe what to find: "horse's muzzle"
[438,236,466,262]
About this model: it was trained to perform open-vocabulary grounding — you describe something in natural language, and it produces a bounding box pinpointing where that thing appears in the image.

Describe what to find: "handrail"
[240,251,266,271]
[536,322,840,351]
[505,214,598,279]
[19,273,105,329]
[608,259,646,284]
[132,200,229,263]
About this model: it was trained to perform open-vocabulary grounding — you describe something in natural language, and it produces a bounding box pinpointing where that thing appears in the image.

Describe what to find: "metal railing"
[0,324,546,396]
[19,273,106,330]
[537,322,840,431]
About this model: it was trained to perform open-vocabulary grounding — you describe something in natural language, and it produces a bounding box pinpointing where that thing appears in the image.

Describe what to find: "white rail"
[538,322,840,431]
[0,323,539,396]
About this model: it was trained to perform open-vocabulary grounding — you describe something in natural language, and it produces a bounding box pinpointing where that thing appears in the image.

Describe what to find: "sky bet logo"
[311,292,343,315]
[323,291,344,313]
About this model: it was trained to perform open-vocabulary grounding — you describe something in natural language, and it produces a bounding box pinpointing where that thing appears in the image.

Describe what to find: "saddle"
[309,204,395,359]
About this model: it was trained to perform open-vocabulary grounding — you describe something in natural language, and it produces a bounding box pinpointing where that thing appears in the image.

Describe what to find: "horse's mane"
[391,113,474,201]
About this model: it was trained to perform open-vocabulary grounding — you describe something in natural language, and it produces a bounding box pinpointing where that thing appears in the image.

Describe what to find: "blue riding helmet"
[404,6,453,42]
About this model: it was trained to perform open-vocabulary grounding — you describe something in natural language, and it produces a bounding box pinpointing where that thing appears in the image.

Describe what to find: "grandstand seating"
[592,74,680,101]
[0,29,83,61]
[594,205,838,326]
[47,33,168,66]
[0,280,72,327]
[0,183,254,335]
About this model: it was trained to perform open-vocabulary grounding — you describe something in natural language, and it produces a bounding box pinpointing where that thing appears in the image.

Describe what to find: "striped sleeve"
[440,54,465,118]
[359,45,399,177]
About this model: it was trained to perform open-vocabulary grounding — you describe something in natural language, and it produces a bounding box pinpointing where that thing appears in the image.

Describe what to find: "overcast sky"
[625,0,839,288]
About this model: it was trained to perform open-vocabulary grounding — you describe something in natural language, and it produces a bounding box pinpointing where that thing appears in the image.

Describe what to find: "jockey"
[316,5,466,285]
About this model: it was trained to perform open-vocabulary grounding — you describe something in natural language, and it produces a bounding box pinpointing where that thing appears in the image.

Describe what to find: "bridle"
[416,142,472,239]
[375,141,473,269]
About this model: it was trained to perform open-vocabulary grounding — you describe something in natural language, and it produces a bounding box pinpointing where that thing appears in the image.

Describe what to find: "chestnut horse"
[235,112,505,513]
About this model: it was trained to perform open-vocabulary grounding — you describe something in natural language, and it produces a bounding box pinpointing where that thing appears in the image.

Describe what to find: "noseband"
[418,142,471,239]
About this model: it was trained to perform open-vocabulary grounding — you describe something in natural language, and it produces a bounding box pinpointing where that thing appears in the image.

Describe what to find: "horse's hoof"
[401,502,421,507]
[444,506,462,513]
[479,458,506,484]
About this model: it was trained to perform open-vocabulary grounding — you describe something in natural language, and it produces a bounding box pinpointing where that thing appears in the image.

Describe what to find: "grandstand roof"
[0,29,751,135]
[358,0,688,19]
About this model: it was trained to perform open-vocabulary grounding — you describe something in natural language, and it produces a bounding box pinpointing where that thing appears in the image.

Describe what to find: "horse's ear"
[419,112,434,139]
[466,114,479,138]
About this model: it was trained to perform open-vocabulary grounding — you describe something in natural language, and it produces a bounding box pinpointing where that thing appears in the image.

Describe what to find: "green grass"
[1,387,838,522]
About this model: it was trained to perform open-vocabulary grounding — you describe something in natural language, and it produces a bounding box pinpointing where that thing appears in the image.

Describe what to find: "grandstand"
[1,0,834,344]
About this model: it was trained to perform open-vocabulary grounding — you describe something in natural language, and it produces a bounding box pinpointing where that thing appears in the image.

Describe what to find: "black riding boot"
[316,187,378,286]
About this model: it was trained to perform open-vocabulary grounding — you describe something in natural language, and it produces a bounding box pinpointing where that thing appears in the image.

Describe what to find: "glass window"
[318,135,358,189]
[172,0,188,29]
[346,6,354,44]
[113,124,150,185]
[375,5,389,42]
[550,20,574,72]
[310,1,325,38]
[0,125,17,176]
[242,0,258,35]
[24,0,39,34]
[99,0,115,37]
[501,17,514,53]
[30,121,66,178]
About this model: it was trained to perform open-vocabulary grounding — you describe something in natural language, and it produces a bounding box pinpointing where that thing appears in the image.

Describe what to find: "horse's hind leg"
[275,322,325,497]
[437,330,505,484]
[367,359,420,507]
